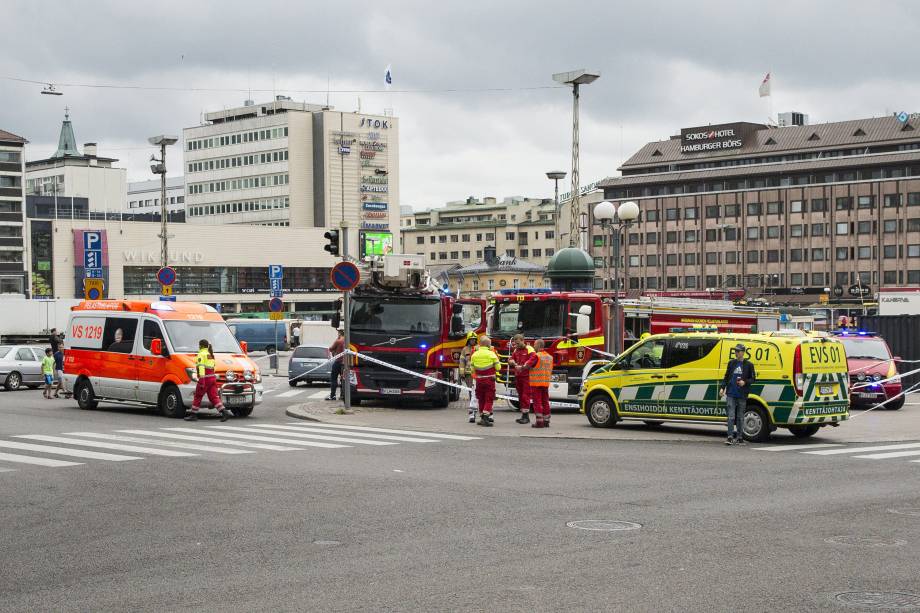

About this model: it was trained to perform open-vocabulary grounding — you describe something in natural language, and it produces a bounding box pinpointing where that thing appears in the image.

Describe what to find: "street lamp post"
[553,69,599,250]
[546,170,566,250]
[594,200,640,355]
[148,135,178,269]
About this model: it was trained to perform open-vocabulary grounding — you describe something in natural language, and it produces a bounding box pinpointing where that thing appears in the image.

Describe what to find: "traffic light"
[324,229,340,256]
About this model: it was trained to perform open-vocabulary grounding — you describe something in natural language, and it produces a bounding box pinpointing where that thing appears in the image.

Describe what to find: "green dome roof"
[545,247,595,279]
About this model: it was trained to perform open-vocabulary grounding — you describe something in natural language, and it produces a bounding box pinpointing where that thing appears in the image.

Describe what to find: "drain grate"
[888,508,920,518]
[566,520,641,532]
[824,535,907,547]
[835,591,920,609]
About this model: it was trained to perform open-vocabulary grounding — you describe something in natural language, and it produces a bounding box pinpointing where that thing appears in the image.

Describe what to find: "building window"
[767,226,781,239]
[476,233,482,241]
[811,272,825,285]
[747,250,759,263]
[724,204,740,217]
[645,210,658,222]
[488,279,495,291]
[684,253,696,265]
[520,249,529,258]
[439,252,447,260]
[486,233,495,241]
[857,220,872,234]
[836,247,849,260]
[665,231,677,244]
[858,246,872,259]
[505,232,515,240]
[811,223,825,237]
[790,273,803,286]
[544,230,554,239]
[724,227,738,241]
[665,208,679,221]
[684,230,697,242]
[747,202,762,216]
[884,194,902,208]
[450,251,459,259]
[909,245,920,258]
[836,222,849,235]
[629,233,641,245]
[790,201,803,213]
[461,234,470,241]
[705,229,717,242]
[705,205,720,219]
[884,270,898,284]
[646,277,659,289]
[790,224,803,238]
[666,254,678,266]
[725,251,738,264]
[884,220,898,234]
[416,236,424,244]
[645,232,658,244]
[646,254,658,266]
[532,249,542,257]
[429,236,436,243]
[858,195,875,209]
[546,249,554,256]
[629,255,641,267]
[767,250,780,263]
[450,235,459,242]
[883,245,897,259]
[767,201,783,215]
[684,207,698,220]
[666,276,678,289]
[836,197,853,211]
[812,248,825,261]
[909,219,920,232]
[462,250,470,259]
[908,193,920,207]
[910,271,920,284]
[705,252,719,265]
[811,199,827,212]
[790,249,803,262]
[747,227,760,240]
[476,250,482,259]
[685,276,697,288]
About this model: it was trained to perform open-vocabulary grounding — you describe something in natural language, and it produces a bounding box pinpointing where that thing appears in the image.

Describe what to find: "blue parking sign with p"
[83,231,102,251]
[269,264,283,280]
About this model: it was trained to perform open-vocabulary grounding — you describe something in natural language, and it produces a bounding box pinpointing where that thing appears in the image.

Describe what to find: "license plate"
[223,395,251,406]
[381,388,401,395]
[819,385,833,395]
[856,392,878,399]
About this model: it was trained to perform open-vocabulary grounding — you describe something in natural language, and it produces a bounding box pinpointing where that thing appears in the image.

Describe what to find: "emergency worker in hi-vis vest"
[508,333,536,424]
[470,336,500,426]
[529,339,554,428]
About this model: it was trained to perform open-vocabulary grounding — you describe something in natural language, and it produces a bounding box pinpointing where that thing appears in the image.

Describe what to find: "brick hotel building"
[595,115,920,304]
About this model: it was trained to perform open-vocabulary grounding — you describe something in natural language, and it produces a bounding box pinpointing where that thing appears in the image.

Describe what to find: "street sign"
[330,261,360,292]
[268,297,284,312]
[85,268,103,279]
[160,295,177,302]
[156,266,177,286]
[84,250,102,270]
[161,284,173,296]
[83,278,104,301]
[269,311,284,321]
[268,264,284,280]
[270,278,283,296]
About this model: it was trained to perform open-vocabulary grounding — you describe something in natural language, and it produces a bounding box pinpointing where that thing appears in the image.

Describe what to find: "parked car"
[226,319,295,353]
[288,344,332,387]
[832,330,904,410]
[0,345,47,391]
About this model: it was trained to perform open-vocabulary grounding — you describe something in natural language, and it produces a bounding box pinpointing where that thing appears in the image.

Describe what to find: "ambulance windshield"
[491,300,564,339]
[164,321,242,354]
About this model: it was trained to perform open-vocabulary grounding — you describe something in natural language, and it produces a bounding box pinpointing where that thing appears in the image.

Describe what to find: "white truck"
[0,297,82,343]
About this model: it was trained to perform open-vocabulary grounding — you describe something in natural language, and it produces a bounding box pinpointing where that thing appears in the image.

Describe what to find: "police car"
[580,332,849,442]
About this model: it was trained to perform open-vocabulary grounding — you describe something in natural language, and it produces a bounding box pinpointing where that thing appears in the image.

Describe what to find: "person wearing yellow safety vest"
[186,339,231,422]
[470,336,500,426]
[529,339,554,428]
[458,333,478,423]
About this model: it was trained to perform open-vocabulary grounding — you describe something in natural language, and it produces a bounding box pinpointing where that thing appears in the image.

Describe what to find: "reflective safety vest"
[529,351,553,388]
[470,346,500,379]
[196,348,216,377]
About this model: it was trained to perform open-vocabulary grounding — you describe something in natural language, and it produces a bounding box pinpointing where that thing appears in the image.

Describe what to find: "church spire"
[52,108,81,158]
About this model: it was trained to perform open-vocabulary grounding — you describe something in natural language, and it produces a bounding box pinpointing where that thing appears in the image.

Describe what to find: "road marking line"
[309,391,330,399]
[805,442,920,456]
[277,390,305,398]
[251,424,441,443]
[0,467,16,473]
[118,429,301,451]
[209,425,397,446]
[0,440,140,461]
[754,443,844,452]
[15,435,198,457]
[65,432,253,455]
[0,452,82,468]
[285,423,481,441]
[855,450,920,460]
[164,428,349,449]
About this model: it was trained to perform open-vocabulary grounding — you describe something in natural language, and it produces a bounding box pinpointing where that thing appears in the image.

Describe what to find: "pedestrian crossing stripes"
[261,388,330,400]
[755,440,920,465]
[0,421,480,474]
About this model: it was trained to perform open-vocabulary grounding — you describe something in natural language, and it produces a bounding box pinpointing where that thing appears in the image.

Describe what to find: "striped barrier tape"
[286,351,348,384]
[848,379,920,418]
[850,364,920,390]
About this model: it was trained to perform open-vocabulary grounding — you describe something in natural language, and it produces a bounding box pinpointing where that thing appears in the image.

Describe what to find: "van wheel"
[789,424,821,438]
[586,393,618,428]
[885,397,905,411]
[232,405,253,417]
[158,384,185,418]
[742,404,771,442]
[74,378,98,410]
[3,371,22,391]
[288,380,298,387]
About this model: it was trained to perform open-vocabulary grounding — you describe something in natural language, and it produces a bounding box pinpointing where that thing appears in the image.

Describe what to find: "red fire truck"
[487,289,780,405]
[345,255,485,407]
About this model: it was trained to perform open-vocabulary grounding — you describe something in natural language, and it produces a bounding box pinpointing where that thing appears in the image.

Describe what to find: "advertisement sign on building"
[679,122,756,154]
[359,231,393,258]
[879,288,920,316]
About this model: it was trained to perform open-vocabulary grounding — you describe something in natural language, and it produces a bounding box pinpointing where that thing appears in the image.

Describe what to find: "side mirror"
[239,340,248,354]
[575,313,590,336]
[150,338,164,356]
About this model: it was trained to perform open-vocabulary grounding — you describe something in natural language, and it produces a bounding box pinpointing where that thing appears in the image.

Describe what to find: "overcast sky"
[3,0,920,209]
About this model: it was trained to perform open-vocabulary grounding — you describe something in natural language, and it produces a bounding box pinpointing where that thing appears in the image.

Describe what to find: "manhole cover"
[824,535,907,547]
[835,591,920,609]
[313,540,341,546]
[566,520,641,532]
[888,508,920,518]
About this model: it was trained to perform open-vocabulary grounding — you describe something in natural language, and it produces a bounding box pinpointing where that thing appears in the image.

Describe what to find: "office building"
[0,129,27,295]
[126,176,185,217]
[595,115,920,305]
[183,97,400,257]
[25,111,127,215]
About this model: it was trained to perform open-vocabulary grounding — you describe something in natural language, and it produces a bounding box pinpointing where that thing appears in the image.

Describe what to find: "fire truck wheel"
[232,405,254,417]
[74,378,98,410]
[158,384,185,418]
[586,393,618,428]
[788,424,820,438]
[432,392,450,408]
[885,397,905,411]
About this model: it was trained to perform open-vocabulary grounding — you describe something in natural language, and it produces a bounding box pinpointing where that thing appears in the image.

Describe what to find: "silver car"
[288,344,333,387]
[0,345,47,391]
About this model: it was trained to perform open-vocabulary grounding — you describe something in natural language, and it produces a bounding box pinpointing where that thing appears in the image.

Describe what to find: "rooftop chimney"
[84,142,97,157]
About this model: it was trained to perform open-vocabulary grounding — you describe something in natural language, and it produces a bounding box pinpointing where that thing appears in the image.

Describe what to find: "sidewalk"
[286,398,920,444]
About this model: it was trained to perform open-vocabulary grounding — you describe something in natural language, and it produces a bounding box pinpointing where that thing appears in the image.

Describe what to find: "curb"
[285,406,322,422]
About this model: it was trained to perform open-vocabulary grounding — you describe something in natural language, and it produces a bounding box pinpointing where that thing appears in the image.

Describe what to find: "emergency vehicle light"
[150,302,176,311]
[498,288,551,295]
[420,343,428,349]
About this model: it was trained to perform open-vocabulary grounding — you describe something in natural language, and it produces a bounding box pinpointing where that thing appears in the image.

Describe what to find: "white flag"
[759,72,771,97]
[384,64,392,89]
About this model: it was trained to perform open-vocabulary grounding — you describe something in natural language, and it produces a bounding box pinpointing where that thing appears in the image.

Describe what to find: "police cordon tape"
[850,363,920,390]
[848,379,920,418]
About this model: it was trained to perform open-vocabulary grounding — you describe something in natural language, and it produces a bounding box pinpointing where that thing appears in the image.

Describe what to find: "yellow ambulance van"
[580,332,849,441]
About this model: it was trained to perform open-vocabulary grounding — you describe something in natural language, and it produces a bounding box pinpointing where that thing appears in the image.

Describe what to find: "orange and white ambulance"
[63,300,263,417]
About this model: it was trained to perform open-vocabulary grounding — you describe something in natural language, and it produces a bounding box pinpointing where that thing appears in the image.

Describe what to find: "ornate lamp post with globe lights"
[594,200,640,354]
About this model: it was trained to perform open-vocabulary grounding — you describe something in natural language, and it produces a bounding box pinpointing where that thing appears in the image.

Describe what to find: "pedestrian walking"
[291,324,301,347]
[186,340,231,422]
[470,336,500,426]
[327,329,345,401]
[52,347,65,398]
[508,333,536,424]
[41,348,55,399]
[458,333,478,422]
[529,339,554,428]
[720,343,756,445]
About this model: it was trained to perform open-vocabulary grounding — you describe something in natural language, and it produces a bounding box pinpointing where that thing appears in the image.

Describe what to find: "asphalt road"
[2,384,920,612]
